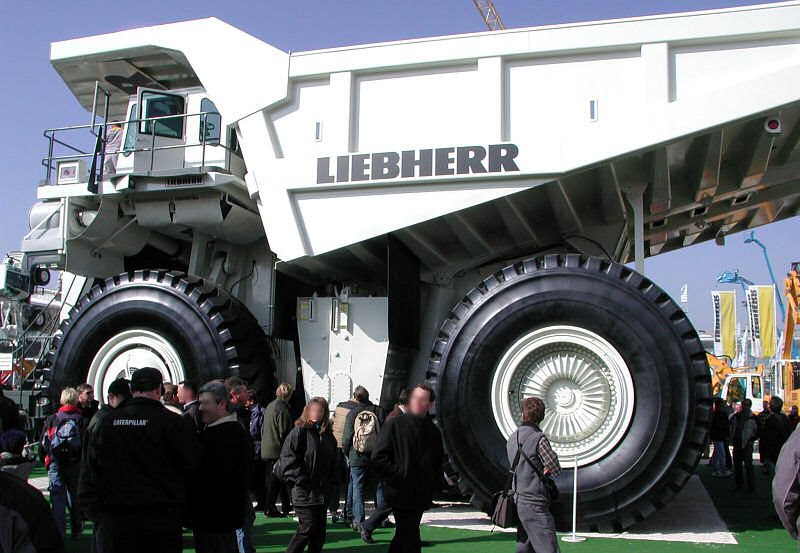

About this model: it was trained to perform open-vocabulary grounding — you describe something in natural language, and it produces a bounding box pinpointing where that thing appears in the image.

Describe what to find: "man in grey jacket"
[261,382,294,516]
[506,396,561,553]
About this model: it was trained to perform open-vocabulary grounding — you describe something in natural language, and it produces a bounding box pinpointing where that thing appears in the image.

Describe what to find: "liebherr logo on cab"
[316,144,520,185]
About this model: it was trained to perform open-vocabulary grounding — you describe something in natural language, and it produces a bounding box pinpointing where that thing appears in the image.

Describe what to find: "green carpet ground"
[31,463,794,552]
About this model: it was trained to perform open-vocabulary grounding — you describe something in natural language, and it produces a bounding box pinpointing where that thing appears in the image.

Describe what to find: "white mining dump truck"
[5,1,800,531]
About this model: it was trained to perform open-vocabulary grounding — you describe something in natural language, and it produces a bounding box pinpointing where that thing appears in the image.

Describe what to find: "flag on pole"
[711,290,736,359]
[746,285,778,359]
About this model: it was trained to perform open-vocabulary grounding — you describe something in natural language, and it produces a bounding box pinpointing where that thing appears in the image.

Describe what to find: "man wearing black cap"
[79,367,201,553]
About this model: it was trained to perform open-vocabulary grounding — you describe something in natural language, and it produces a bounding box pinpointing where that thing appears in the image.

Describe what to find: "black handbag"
[490,432,534,528]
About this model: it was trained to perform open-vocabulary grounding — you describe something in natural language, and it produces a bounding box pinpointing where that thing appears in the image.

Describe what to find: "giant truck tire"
[46,270,275,404]
[427,254,711,532]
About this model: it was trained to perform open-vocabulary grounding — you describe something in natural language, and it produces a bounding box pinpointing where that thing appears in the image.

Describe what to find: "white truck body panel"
[296,296,389,405]
[47,2,800,267]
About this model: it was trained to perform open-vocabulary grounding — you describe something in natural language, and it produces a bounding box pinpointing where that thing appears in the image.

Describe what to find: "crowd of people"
[709,396,793,490]
[0,370,500,553]
[5,366,800,552]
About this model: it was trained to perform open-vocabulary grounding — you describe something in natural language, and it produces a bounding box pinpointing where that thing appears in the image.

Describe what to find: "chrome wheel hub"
[87,328,186,402]
[490,325,634,466]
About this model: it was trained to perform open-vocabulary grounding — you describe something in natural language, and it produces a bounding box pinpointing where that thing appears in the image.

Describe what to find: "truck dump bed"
[50,2,800,281]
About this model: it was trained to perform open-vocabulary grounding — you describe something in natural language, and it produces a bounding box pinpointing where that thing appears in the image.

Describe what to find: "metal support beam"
[690,131,723,203]
[649,148,672,214]
[347,243,386,274]
[622,182,646,274]
[738,122,775,189]
[775,114,800,165]
[394,228,450,269]
[496,195,539,247]
[547,180,584,235]
[444,212,491,258]
[598,164,626,224]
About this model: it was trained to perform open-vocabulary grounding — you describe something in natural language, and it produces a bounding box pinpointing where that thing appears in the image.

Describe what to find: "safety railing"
[42,110,233,189]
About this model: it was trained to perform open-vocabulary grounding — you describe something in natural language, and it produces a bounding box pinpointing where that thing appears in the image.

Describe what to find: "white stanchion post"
[561,457,586,543]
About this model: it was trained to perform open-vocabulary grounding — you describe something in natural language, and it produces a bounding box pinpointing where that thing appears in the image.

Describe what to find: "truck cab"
[112,88,244,178]
[720,372,765,412]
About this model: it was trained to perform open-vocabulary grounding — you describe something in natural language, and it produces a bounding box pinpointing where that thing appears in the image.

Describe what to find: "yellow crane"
[473,0,506,31]
[782,262,800,359]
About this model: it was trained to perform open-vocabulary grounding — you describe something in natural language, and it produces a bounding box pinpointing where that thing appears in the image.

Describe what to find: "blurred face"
[199,392,227,424]
[792,406,798,416]
[177,384,194,405]
[408,387,433,417]
[230,385,249,407]
[79,388,94,407]
[307,401,324,423]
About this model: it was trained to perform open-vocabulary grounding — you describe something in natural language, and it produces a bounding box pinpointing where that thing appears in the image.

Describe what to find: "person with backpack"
[731,398,758,493]
[359,387,412,544]
[41,387,86,540]
[506,396,561,553]
[330,392,362,525]
[278,396,339,553]
[341,386,386,531]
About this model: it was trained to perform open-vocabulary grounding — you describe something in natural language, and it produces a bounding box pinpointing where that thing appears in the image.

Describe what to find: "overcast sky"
[0,0,796,332]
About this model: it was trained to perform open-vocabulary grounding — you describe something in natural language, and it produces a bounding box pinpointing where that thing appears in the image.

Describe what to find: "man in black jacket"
[185,381,253,553]
[0,387,21,432]
[178,380,204,434]
[371,384,444,553]
[79,367,201,553]
[761,396,792,477]
[0,471,65,553]
[79,377,130,550]
[76,383,99,421]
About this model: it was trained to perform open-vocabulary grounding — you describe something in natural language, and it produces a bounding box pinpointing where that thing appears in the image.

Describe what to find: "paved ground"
[422,475,736,544]
[24,462,795,553]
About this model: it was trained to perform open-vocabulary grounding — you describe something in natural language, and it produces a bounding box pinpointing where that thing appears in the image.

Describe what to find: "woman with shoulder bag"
[506,396,561,553]
[278,397,339,553]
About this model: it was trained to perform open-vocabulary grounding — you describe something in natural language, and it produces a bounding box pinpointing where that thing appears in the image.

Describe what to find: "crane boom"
[472,0,506,31]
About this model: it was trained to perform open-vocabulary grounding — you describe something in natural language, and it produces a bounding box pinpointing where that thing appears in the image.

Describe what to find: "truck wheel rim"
[87,329,186,402]
[491,325,634,466]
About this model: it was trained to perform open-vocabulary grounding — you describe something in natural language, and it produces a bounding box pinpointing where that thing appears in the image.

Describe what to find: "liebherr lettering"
[316,144,520,184]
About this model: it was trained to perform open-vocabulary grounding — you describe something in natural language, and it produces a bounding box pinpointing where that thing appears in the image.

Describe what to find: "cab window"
[726,377,745,403]
[123,103,137,156]
[199,98,221,145]
[140,91,185,139]
[751,376,761,398]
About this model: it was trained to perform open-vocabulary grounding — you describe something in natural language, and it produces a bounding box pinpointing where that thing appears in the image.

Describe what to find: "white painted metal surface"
[296,296,389,405]
[47,2,800,265]
[87,328,186,401]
